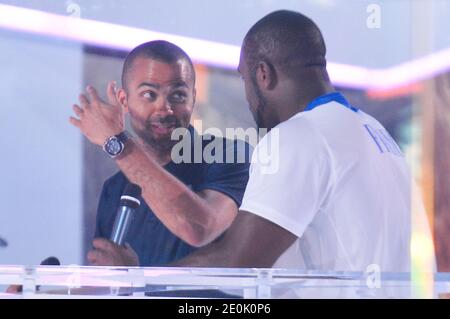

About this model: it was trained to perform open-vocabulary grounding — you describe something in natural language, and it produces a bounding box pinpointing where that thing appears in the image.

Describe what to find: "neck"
[277,80,334,123]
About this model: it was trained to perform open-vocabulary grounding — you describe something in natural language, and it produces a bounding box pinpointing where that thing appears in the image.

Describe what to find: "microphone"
[110,183,142,246]
[40,256,60,266]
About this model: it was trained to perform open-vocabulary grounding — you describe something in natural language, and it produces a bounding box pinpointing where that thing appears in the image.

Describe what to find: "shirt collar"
[304,92,358,113]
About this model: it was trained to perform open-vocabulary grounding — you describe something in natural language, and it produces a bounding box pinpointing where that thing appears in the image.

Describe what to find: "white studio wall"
[0,30,84,265]
[1,0,445,68]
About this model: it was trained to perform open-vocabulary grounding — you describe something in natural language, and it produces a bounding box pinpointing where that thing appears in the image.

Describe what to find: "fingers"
[124,243,138,256]
[69,116,81,128]
[87,245,115,266]
[124,243,140,266]
[86,85,102,106]
[72,104,84,117]
[71,100,86,128]
[78,93,90,110]
[92,238,117,251]
[88,239,120,266]
[106,81,119,107]
[87,249,106,265]
[80,83,120,109]
[88,240,138,266]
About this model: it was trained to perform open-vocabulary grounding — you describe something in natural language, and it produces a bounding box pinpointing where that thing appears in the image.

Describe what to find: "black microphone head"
[40,256,60,266]
[120,183,142,208]
[123,183,142,198]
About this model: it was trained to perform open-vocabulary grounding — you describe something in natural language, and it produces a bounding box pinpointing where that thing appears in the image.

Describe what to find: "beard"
[133,115,185,152]
[252,82,268,130]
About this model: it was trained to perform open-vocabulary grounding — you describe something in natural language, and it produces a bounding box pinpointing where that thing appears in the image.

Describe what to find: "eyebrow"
[137,81,189,90]
[138,82,159,89]
[171,81,189,89]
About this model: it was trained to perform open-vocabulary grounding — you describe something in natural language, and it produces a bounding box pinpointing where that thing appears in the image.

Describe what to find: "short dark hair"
[121,40,195,89]
[243,10,328,81]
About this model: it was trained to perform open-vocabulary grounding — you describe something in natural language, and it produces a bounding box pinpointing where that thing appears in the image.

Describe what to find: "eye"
[169,91,187,103]
[142,91,157,101]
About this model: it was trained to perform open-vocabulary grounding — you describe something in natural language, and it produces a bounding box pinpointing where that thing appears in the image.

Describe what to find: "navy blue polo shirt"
[94,127,252,266]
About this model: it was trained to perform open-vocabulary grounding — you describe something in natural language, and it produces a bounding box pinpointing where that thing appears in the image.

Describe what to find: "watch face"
[105,137,123,156]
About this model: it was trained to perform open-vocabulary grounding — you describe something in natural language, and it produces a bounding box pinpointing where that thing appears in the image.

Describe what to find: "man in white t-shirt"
[174,10,414,274]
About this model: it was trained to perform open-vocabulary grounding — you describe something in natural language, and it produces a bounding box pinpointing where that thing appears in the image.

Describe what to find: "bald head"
[243,10,328,82]
[122,40,195,91]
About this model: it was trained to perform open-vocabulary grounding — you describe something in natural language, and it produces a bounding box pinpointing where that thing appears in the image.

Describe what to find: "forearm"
[115,138,216,246]
[170,232,269,268]
[171,211,297,268]
[171,240,232,267]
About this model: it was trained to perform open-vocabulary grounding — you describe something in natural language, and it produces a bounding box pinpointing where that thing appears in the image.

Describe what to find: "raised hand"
[69,81,124,146]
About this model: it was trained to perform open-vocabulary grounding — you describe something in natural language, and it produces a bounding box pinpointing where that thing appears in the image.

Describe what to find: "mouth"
[150,122,178,136]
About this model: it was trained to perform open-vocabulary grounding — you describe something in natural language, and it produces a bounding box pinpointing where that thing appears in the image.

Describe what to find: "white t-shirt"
[240,97,412,273]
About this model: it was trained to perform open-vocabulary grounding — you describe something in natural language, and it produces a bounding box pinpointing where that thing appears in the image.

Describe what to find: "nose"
[154,97,174,115]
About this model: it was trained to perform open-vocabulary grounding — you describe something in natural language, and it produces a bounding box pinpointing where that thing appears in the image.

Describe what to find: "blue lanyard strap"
[304,92,358,113]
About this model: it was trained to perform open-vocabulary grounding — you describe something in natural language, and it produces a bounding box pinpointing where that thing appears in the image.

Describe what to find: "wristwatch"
[103,131,129,158]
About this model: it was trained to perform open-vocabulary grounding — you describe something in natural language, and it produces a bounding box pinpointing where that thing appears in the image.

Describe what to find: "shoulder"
[248,113,334,177]
[257,114,328,155]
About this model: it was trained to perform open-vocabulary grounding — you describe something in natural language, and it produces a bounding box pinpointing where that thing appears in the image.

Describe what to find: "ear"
[117,88,129,113]
[256,60,277,90]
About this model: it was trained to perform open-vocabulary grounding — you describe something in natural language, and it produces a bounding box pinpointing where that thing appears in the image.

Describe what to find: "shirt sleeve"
[194,139,252,207]
[239,119,334,238]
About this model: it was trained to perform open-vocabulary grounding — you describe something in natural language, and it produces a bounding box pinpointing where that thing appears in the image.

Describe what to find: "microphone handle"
[110,206,135,246]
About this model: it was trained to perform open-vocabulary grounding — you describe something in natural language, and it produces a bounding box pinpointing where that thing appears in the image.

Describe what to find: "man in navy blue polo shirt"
[70,40,251,266]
